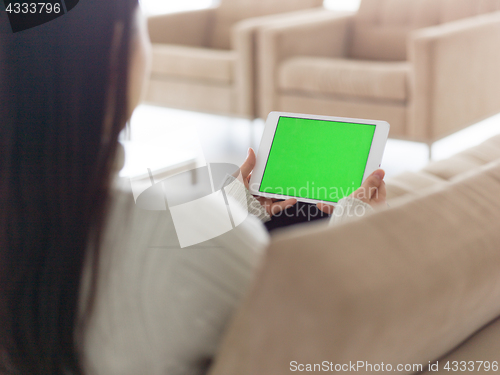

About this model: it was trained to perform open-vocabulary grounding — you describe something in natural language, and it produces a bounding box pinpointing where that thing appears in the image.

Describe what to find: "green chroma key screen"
[259,116,376,203]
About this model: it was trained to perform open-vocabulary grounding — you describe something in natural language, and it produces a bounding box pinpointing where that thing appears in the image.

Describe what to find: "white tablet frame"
[248,111,390,206]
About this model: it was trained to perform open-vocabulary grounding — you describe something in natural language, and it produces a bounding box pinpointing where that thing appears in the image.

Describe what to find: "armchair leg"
[251,118,264,149]
[427,142,433,161]
[120,120,131,141]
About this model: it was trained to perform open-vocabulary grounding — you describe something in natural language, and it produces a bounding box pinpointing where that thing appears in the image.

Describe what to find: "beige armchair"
[145,0,324,118]
[258,0,500,152]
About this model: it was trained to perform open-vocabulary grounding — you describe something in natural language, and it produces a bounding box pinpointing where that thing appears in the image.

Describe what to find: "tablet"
[248,112,390,206]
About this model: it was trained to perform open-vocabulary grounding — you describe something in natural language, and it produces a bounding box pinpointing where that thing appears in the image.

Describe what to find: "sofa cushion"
[420,316,500,375]
[459,141,500,164]
[209,161,500,375]
[423,136,500,181]
[278,57,410,102]
[478,133,500,156]
[150,44,236,84]
[384,135,500,204]
[386,170,447,202]
[421,155,484,181]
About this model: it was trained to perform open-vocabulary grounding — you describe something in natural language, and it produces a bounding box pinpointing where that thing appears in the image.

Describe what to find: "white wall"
[139,0,215,16]
[324,0,361,11]
[140,0,361,15]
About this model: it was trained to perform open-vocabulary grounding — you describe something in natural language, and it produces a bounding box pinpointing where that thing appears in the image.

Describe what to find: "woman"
[0,1,386,374]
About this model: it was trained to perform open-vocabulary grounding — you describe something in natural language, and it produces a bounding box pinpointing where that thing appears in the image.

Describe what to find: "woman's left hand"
[240,148,297,216]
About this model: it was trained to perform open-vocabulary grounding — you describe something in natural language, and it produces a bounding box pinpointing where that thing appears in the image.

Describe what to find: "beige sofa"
[145,0,324,117]
[257,0,500,152]
[209,134,500,374]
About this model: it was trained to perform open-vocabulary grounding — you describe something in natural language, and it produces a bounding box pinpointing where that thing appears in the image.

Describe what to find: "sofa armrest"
[257,11,355,118]
[230,8,326,117]
[408,11,500,142]
[147,8,216,47]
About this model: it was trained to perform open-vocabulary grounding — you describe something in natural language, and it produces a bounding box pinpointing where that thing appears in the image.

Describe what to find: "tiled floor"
[127,104,500,179]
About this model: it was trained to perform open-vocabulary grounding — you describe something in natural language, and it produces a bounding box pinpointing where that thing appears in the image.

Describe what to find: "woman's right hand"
[317,169,387,215]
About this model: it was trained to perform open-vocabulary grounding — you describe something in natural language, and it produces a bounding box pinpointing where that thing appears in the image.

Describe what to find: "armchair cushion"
[349,0,442,61]
[441,0,500,23]
[350,25,412,61]
[349,0,500,61]
[147,9,216,47]
[209,0,324,50]
[278,57,410,102]
[150,45,236,84]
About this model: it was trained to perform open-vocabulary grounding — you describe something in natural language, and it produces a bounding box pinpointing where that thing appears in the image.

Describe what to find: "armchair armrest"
[147,8,216,47]
[230,8,326,117]
[408,11,500,141]
[257,11,355,117]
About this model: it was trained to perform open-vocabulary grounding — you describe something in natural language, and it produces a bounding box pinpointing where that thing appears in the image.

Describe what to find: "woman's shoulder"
[80,177,269,374]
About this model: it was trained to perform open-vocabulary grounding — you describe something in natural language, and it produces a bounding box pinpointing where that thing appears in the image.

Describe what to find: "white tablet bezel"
[248,111,390,206]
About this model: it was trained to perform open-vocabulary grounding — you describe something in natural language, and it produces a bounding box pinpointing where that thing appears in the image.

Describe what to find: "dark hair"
[0,0,138,373]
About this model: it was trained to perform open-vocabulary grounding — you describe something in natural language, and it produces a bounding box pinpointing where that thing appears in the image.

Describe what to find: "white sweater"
[79,178,371,375]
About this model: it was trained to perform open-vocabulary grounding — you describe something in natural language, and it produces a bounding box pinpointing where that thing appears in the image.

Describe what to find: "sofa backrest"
[350,0,500,61]
[208,160,500,375]
[209,0,324,50]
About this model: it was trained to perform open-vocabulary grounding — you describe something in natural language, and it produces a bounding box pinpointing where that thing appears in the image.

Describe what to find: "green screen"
[259,117,376,203]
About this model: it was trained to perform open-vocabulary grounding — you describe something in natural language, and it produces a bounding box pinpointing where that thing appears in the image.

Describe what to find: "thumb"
[239,148,256,179]
[353,169,385,201]
[363,169,385,188]
[363,169,385,198]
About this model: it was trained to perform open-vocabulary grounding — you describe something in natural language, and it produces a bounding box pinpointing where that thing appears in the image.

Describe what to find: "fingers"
[317,203,335,215]
[269,198,297,216]
[239,148,256,180]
